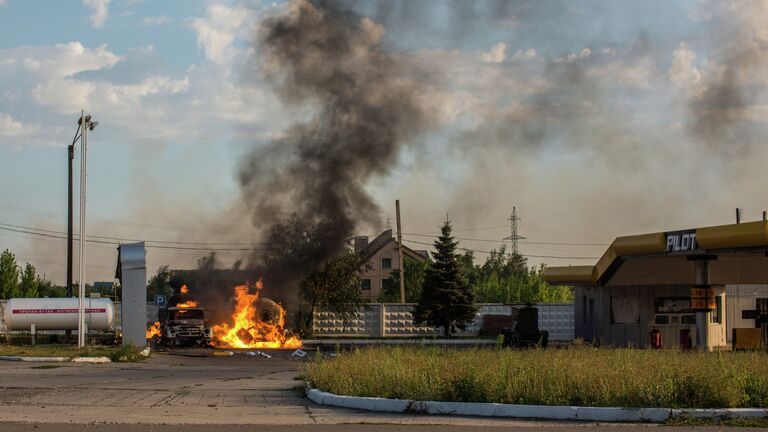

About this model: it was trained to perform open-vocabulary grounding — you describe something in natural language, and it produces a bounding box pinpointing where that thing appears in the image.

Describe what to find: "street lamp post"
[77,111,98,349]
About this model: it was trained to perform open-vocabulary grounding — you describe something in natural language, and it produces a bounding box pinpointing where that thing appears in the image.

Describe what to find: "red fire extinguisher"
[679,328,692,350]
[650,328,663,349]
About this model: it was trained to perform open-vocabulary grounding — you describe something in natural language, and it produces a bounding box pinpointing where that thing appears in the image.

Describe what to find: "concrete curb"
[71,357,111,363]
[0,356,70,362]
[0,356,111,363]
[307,389,768,423]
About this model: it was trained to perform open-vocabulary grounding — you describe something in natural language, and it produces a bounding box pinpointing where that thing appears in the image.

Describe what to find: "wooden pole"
[396,200,405,303]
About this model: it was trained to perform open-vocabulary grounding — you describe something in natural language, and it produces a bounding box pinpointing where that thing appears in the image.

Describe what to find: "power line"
[0,224,265,252]
[402,239,599,260]
[402,232,608,246]
[0,221,264,247]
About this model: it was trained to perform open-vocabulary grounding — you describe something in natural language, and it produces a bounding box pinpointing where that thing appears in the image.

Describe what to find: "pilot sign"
[666,229,699,253]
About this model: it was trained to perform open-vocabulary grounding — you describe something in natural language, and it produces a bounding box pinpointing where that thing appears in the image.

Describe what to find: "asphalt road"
[0,350,761,431]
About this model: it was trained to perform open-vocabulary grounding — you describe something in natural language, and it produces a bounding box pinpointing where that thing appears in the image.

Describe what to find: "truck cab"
[159,306,213,347]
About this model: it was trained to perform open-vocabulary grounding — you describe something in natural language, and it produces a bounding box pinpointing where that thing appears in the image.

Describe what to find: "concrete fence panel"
[312,303,574,340]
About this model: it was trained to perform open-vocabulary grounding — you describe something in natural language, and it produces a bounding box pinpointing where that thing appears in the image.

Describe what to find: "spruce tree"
[413,221,478,337]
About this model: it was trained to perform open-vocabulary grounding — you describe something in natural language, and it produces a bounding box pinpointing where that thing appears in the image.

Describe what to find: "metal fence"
[312,303,575,340]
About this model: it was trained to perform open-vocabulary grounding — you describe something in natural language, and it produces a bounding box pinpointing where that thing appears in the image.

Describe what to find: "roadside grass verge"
[0,344,146,362]
[304,345,768,408]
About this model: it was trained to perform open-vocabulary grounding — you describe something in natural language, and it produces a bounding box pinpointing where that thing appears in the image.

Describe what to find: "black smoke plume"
[239,0,431,305]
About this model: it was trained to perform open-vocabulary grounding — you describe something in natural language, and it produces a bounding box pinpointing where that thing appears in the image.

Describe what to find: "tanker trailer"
[3,297,115,331]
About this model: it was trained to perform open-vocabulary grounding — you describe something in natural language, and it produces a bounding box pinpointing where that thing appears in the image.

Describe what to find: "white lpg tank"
[3,298,115,331]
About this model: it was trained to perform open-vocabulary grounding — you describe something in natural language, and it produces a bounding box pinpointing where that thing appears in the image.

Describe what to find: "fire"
[176,300,199,308]
[212,280,302,349]
[176,284,198,308]
[146,321,161,339]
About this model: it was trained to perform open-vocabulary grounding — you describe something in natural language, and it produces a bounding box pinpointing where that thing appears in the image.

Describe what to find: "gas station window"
[654,297,691,314]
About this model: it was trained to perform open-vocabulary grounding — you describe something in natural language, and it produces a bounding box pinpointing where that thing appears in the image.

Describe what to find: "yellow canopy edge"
[611,232,666,255]
[696,221,768,250]
[543,265,595,284]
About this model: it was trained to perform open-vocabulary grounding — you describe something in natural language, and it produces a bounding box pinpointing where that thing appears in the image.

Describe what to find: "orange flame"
[175,284,198,308]
[176,300,199,308]
[146,321,161,339]
[212,280,302,349]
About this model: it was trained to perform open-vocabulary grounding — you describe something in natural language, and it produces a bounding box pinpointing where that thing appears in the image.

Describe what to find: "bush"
[304,345,768,408]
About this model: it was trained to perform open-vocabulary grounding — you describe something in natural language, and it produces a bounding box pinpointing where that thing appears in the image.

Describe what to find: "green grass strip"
[304,345,768,409]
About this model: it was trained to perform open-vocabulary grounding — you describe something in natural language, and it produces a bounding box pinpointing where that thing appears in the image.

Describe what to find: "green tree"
[377,257,429,303]
[0,249,21,299]
[413,221,477,337]
[19,263,39,297]
[147,265,173,301]
[299,251,370,336]
[36,277,65,297]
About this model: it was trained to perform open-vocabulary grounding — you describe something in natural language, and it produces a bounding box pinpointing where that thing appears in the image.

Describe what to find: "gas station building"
[544,221,768,350]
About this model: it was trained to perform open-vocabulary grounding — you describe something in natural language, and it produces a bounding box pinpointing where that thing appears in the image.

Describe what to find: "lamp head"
[89,121,99,131]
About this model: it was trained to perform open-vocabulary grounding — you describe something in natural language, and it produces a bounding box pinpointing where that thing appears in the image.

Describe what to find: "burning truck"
[147,285,212,347]
[147,281,301,349]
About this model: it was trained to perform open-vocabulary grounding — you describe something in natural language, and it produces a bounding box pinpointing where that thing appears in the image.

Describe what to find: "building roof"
[544,220,768,286]
[361,229,429,262]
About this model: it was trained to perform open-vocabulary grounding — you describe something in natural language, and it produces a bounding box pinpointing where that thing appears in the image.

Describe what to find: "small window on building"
[361,279,371,290]
[382,257,392,269]
[382,278,394,294]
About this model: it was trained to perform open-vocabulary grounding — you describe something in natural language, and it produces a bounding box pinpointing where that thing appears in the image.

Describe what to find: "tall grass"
[304,345,768,408]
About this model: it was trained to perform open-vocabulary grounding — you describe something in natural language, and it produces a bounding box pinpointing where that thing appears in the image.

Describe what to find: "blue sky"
[1,0,767,283]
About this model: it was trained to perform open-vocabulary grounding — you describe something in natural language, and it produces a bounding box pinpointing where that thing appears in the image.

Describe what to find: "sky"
[1,0,768,284]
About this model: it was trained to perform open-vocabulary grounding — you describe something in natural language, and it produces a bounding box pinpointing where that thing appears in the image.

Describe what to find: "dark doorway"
[757,299,768,347]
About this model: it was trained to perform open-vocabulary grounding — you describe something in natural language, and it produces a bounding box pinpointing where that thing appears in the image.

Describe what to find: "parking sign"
[155,295,166,307]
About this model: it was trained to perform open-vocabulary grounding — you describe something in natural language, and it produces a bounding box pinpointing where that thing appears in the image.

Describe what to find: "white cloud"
[189,3,253,65]
[668,42,703,95]
[143,15,172,26]
[83,0,110,28]
[511,48,537,61]
[481,42,507,64]
[0,42,122,78]
[32,75,190,114]
[0,114,27,137]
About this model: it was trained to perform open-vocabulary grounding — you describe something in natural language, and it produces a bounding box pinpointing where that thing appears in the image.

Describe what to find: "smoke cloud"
[687,1,768,156]
[238,0,432,300]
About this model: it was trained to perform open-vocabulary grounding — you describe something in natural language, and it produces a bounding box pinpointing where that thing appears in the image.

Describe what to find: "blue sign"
[155,295,166,307]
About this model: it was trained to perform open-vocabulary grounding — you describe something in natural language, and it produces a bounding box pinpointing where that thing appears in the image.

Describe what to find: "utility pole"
[395,200,405,303]
[67,143,74,297]
[66,131,76,343]
[77,111,99,349]
[504,207,526,255]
